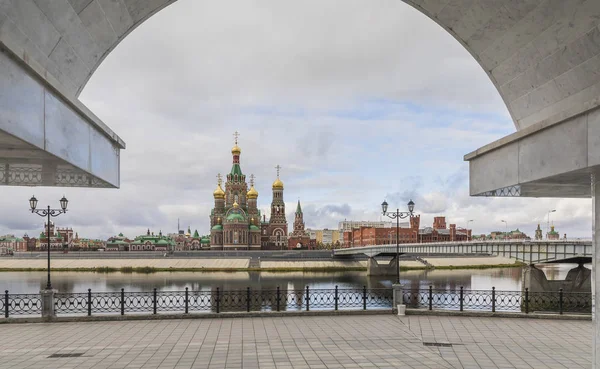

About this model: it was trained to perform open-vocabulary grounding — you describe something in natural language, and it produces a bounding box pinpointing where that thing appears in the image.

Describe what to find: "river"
[0,264,574,294]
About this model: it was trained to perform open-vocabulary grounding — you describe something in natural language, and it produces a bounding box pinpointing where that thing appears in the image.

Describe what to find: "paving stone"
[0,315,591,368]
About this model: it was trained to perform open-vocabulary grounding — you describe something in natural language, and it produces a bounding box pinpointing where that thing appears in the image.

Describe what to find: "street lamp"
[501,220,507,239]
[466,220,474,241]
[547,209,556,239]
[381,199,415,284]
[29,195,68,290]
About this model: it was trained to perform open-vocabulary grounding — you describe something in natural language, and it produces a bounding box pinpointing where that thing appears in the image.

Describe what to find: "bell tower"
[268,165,288,248]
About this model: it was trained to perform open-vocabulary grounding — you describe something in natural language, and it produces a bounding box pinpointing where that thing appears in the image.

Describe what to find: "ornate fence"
[0,287,591,318]
[402,286,591,314]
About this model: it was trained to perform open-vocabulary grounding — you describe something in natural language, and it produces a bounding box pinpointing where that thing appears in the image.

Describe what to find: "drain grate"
[48,353,84,358]
[423,342,453,347]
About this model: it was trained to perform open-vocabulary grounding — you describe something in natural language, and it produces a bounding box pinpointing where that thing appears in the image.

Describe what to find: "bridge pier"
[366,257,397,277]
[522,264,591,293]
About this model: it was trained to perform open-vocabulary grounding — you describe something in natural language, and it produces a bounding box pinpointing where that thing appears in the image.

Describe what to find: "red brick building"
[343,216,472,247]
[288,201,312,250]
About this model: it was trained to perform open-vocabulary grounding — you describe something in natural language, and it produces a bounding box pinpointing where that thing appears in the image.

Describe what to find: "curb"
[403,308,591,320]
[0,308,591,324]
[0,309,392,324]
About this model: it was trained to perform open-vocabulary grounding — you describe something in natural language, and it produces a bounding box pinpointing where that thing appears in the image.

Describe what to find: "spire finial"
[275,164,281,178]
[250,174,255,187]
[233,131,240,145]
[217,173,222,186]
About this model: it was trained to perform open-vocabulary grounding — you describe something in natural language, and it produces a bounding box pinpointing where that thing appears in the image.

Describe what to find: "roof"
[296,200,302,214]
[249,225,260,231]
[211,224,223,231]
[200,237,210,244]
[193,230,200,238]
[230,163,243,176]
[226,212,245,222]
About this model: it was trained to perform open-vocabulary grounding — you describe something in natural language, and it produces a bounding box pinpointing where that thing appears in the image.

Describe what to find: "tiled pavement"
[0,315,591,368]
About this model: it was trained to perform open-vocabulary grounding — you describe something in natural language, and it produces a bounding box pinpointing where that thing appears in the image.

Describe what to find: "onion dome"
[247,185,258,199]
[213,184,225,199]
[226,212,245,222]
[233,201,239,208]
[272,178,284,189]
[231,144,241,155]
[211,224,223,231]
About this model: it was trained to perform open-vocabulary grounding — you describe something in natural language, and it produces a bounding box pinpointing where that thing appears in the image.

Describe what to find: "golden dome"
[272,178,284,189]
[233,201,239,208]
[213,184,225,199]
[231,145,241,155]
[247,186,258,199]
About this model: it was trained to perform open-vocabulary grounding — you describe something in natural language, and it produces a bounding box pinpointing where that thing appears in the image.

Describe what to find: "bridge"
[334,240,593,276]
[334,239,592,263]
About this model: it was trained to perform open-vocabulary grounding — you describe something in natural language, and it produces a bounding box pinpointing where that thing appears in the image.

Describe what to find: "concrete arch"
[3,1,600,131]
[1,0,600,195]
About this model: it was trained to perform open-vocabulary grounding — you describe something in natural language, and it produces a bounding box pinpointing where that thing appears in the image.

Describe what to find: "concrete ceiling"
[0,130,114,187]
[2,0,600,132]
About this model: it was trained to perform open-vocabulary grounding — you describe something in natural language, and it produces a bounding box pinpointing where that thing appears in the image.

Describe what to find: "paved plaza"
[0,314,591,369]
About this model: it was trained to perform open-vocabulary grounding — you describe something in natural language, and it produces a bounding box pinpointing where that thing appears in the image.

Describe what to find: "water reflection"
[0,265,584,294]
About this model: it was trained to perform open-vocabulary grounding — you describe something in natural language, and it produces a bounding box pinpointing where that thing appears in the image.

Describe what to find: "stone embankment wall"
[0,255,518,271]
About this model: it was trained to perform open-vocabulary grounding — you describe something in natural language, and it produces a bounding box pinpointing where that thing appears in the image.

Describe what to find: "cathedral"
[209,133,293,250]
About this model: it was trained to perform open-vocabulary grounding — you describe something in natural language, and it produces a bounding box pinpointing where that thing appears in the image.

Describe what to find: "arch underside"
[1,0,600,193]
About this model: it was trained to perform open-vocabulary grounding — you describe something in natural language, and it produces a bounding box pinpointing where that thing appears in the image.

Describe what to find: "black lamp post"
[381,199,415,284]
[29,195,68,290]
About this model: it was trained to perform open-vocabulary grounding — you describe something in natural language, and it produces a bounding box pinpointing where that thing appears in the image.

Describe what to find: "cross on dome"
[233,131,240,145]
[217,173,222,186]
[275,165,281,178]
[249,174,255,186]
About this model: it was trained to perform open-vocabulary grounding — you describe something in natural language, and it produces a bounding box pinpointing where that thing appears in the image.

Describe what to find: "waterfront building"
[73,235,106,250]
[287,201,312,249]
[473,229,531,241]
[209,133,288,250]
[535,224,543,240]
[129,229,177,251]
[169,226,210,250]
[547,225,560,240]
[105,233,132,251]
[37,221,68,250]
[306,228,342,248]
[22,234,37,251]
[338,220,408,233]
[342,216,472,247]
[0,235,27,253]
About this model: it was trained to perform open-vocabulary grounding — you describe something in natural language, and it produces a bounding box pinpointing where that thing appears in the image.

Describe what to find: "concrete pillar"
[593,173,600,368]
[40,289,55,318]
[367,257,396,276]
[392,283,405,315]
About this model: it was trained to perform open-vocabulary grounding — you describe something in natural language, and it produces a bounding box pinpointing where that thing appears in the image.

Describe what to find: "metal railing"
[0,287,591,318]
[403,286,591,314]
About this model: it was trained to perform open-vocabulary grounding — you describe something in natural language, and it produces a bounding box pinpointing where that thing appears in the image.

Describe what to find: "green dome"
[249,225,260,231]
[211,224,223,231]
[201,237,210,244]
[226,212,245,222]
[156,239,169,245]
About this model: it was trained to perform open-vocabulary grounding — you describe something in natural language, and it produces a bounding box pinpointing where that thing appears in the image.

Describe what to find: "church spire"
[230,131,243,177]
[296,199,302,214]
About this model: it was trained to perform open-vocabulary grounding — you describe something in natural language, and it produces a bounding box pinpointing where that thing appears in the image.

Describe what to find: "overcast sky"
[3,0,592,240]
